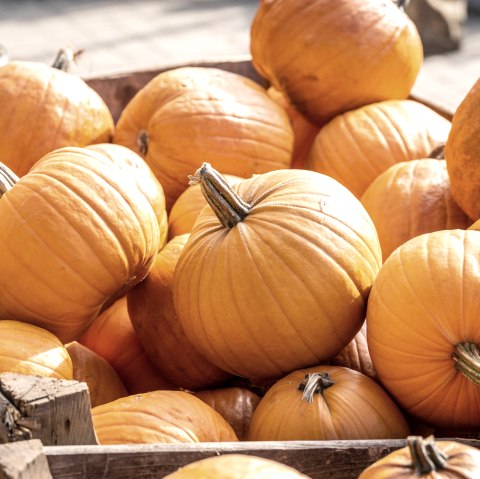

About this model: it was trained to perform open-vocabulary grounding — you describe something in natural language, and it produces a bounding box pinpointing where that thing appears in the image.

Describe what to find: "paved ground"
[1,0,479,116]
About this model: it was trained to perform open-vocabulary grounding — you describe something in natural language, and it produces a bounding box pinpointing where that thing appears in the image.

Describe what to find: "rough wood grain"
[0,373,97,446]
[0,440,52,479]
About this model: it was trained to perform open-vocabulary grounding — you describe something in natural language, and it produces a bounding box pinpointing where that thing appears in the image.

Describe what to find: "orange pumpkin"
[193,387,261,441]
[0,320,72,379]
[0,60,114,177]
[65,341,128,408]
[92,390,238,444]
[0,148,159,343]
[248,366,409,441]
[250,0,423,125]
[127,234,231,390]
[366,229,480,430]
[361,159,472,259]
[359,435,480,478]
[307,100,451,198]
[446,77,480,220]
[114,67,293,210]
[173,164,382,379]
[79,296,175,394]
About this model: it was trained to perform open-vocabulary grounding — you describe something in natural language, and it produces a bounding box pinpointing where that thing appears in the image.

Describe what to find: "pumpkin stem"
[297,372,334,403]
[137,130,149,156]
[189,162,251,229]
[0,163,19,197]
[51,47,84,72]
[428,143,445,160]
[407,435,447,474]
[396,0,410,10]
[452,342,480,384]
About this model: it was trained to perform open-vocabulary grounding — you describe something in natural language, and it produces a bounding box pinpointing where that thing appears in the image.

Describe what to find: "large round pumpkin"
[127,234,231,390]
[92,390,238,444]
[307,100,451,198]
[173,164,382,379]
[247,366,409,441]
[250,0,423,125]
[113,66,293,210]
[0,148,159,342]
[366,229,480,430]
[361,159,472,259]
[0,320,72,379]
[0,61,114,177]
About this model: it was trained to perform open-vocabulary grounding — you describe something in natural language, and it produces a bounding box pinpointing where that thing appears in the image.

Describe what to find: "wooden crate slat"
[0,440,52,479]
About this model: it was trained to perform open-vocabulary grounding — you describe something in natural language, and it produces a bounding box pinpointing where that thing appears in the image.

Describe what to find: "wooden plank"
[0,440,52,479]
[44,438,480,479]
[0,373,97,446]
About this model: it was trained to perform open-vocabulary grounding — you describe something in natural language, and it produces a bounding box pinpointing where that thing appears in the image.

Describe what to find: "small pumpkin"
[250,0,423,125]
[361,159,472,259]
[173,163,382,379]
[366,229,480,430]
[359,435,480,478]
[307,100,451,198]
[163,454,310,478]
[247,366,409,441]
[79,296,175,394]
[92,390,238,444]
[127,234,231,390]
[65,341,128,408]
[0,320,72,379]
[0,148,159,343]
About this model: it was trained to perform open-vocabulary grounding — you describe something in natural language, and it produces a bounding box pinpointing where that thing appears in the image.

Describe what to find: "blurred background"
[0,0,479,114]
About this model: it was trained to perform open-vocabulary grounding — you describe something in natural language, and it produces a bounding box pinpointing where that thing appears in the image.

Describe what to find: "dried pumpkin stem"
[189,162,251,228]
[51,47,84,72]
[396,0,410,10]
[297,372,334,403]
[407,435,447,474]
[137,129,149,156]
[0,163,19,196]
[452,342,480,384]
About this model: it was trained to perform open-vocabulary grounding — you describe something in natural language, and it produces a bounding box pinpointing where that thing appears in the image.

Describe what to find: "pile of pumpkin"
[1,0,480,476]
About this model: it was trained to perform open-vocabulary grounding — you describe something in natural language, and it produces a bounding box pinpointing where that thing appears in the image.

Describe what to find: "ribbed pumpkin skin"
[361,159,472,259]
[0,62,114,177]
[168,174,244,240]
[79,296,175,394]
[250,0,423,125]
[114,67,293,210]
[446,78,480,221]
[163,454,310,478]
[0,147,159,343]
[193,387,262,441]
[173,169,382,379]
[307,100,451,198]
[92,391,238,444]
[366,230,480,430]
[65,341,128,408]
[127,234,231,390]
[0,320,72,379]
[248,366,409,441]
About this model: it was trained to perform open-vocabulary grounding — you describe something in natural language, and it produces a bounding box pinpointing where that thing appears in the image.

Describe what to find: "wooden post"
[0,440,52,479]
[0,373,97,446]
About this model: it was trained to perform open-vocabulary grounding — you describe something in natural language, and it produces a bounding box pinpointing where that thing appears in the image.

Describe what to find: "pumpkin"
[266,86,319,169]
[0,148,159,343]
[0,320,72,379]
[113,66,293,210]
[366,229,480,430]
[168,174,244,240]
[163,454,310,478]
[79,296,175,394]
[250,0,423,125]
[193,387,262,441]
[359,435,480,478]
[307,100,451,198]
[361,159,472,259]
[0,59,114,177]
[173,163,382,379]
[446,77,480,220]
[92,390,238,444]
[127,234,231,390]
[65,341,128,408]
[248,366,409,441]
